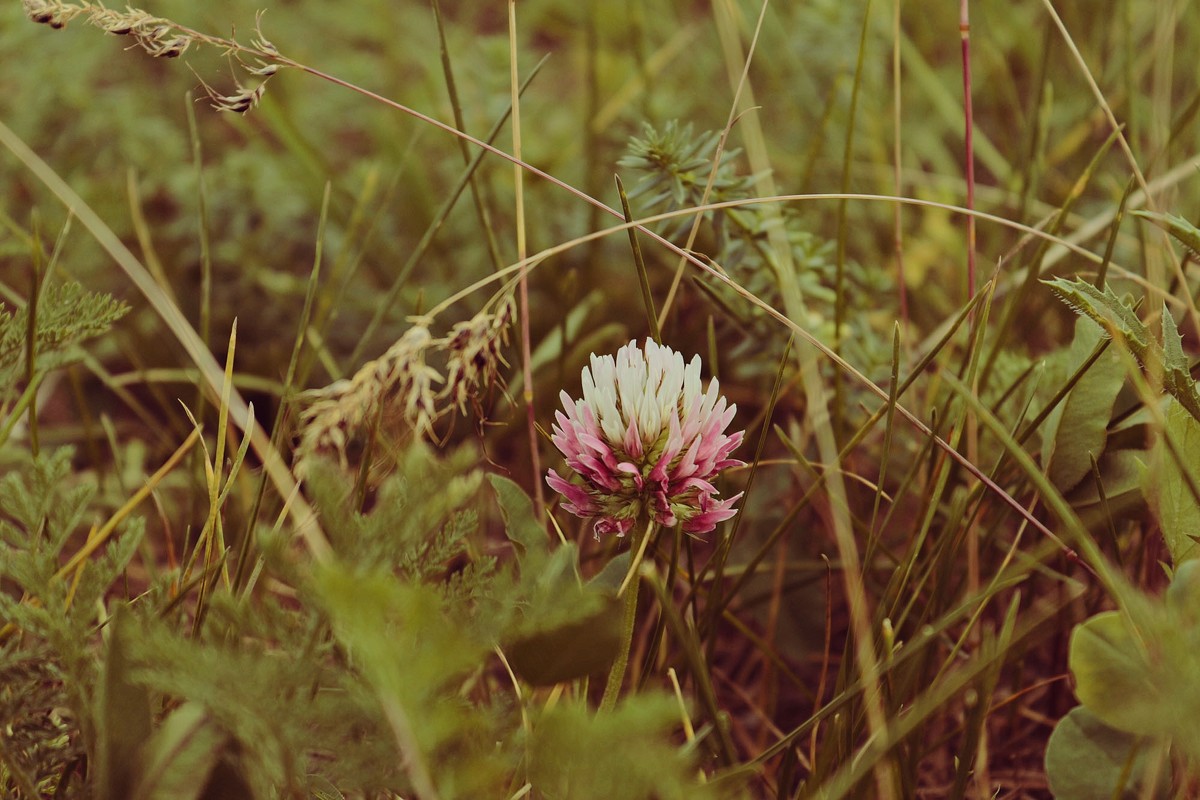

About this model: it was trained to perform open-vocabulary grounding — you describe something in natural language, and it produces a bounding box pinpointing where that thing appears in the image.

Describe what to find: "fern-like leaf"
[0,281,129,384]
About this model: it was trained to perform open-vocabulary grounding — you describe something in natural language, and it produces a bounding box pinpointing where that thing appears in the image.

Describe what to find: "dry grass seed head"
[203,76,268,113]
[23,0,84,28]
[296,324,441,475]
[25,2,193,56]
[90,6,158,36]
[26,2,284,105]
[207,16,282,113]
[440,296,515,414]
[131,23,190,58]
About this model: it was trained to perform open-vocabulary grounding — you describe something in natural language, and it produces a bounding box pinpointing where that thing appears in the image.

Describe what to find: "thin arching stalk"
[507,0,545,519]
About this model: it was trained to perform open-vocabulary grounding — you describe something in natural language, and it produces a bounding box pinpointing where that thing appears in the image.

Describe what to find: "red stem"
[961,0,977,302]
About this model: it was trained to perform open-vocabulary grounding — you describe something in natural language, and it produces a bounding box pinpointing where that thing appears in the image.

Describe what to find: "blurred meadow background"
[3,0,1200,797]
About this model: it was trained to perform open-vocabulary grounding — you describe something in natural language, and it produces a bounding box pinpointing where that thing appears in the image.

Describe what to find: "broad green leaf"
[1069,448,1146,519]
[504,595,623,686]
[502,544,623,686]
[97,606,153,800]
[1166,559,1200,622]
[316,562,488,709]
[590,551,632,593]
[490,477,628,684]
[131,703,228,800]
[1147,398,1200,565]
[1044,706,1168,800]
[1041,317,1125,492]
[1070,611,1168,737]
[489,473,548,557]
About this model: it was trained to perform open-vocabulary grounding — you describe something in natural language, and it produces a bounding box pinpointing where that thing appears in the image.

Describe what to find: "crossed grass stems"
[20,0,1129,563]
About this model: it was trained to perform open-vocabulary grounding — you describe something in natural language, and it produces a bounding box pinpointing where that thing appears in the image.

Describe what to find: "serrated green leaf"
[1131,210,1200,258]
[131,703,228,800]
[1041,317,1125,492]
[1044,706,1168,800]
[1158,306,1200,423]
[97,606,154,800]
[1147,398,1200,565]
[1046,278,1200,424]
[1043,278,1152,359]
[1160,307,1189,375]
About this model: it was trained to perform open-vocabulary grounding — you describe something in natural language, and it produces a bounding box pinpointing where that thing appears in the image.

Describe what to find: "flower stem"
[618,519,656,597]
[599,576,639,712]
[601,519,656,712]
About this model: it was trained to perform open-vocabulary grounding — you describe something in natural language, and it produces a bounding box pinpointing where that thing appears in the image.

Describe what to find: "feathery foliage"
[0,281,128,384]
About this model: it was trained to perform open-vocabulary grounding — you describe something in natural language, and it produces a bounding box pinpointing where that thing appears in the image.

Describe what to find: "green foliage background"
[4,0,1200,797]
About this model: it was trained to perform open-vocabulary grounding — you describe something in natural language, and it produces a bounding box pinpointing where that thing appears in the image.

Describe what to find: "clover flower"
[546,339,744,537]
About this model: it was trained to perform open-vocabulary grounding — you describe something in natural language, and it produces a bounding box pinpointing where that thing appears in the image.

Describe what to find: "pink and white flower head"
[546,338,744,538]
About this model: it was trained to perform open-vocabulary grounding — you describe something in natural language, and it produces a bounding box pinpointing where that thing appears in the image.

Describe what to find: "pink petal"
[682,492,743,534]
[623,416,643,459]
[650,491,677,527]
[649,415,685,482]
[595,516,634,538]
[713,457,745,473]
[672,436,703,480]
[546,470,597,516]
[578,431,616,461]
[672,476,717,496]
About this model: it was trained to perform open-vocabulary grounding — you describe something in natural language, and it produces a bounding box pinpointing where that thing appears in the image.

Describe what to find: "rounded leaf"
[1045,706,1169,800]
[1069,612,1163,736]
